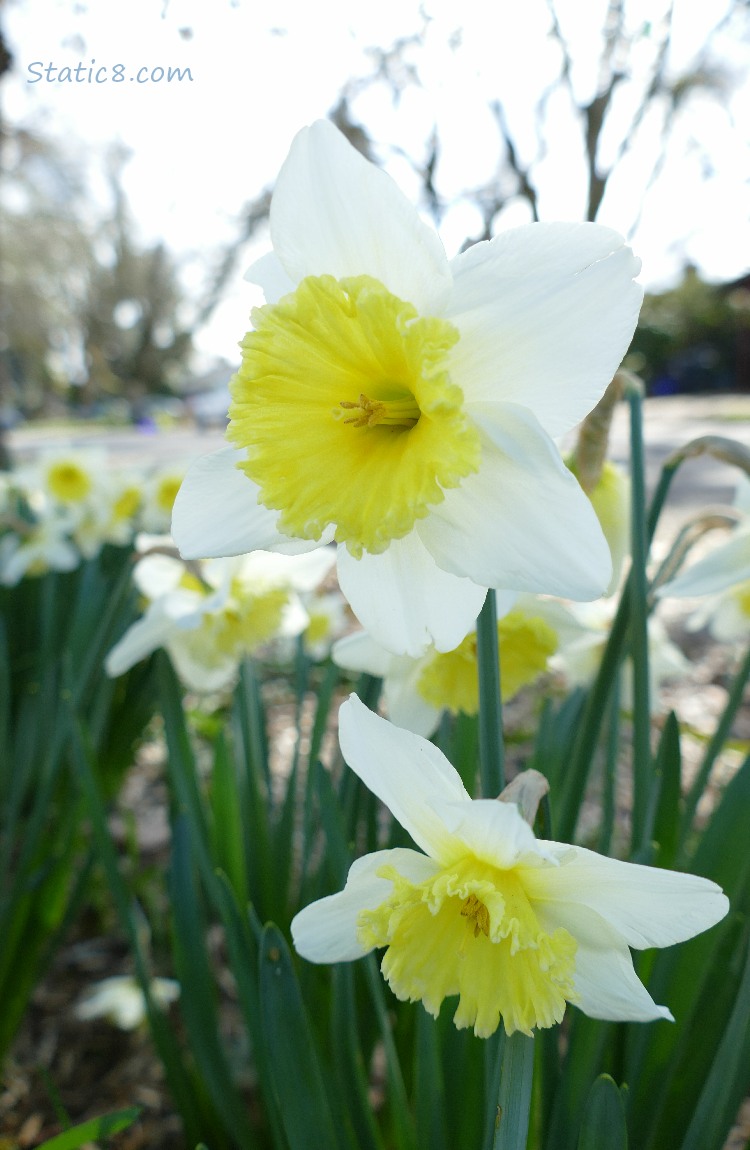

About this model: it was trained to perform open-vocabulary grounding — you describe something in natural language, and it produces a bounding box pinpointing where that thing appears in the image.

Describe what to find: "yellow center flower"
[48,460,92,503]
[228,274,480,557]
[206,584,289,657]
[358,855,577,1038]
[113,487,141,521]
[732,580,750,618]
[416,611,558,714]
[305,611,332,646]
[156,476,183,516]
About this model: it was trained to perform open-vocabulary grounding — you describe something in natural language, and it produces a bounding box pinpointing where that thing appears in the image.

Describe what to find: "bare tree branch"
[490,101,540,222]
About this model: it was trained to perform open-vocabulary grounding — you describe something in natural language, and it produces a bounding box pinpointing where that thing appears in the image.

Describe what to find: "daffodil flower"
[657,474,750,608]
[106,546,335,692]
[173,120,642,657]
[551,598,688,711]
[141,465,188,534]
[570,458,631,596]
[20,447,107,518]
[332,592,567,736]
[74,975,180,1031]
[0,508,79,585]
[292,696,727,1038]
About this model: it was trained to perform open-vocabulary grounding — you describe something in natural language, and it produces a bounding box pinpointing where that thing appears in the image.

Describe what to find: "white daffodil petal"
[162,589,208,626]
[244,250,296,303]
[526,844,729,949]
[447,222,642,437]
[434,798,548,869]
[703,592,750,643]
[385,673,442,739]
[291,846,439,963]
[573,935,673,1023]
[132,553,186,598]
[167,635,238,694]
[332,631,395,678]
[338,696,469,862]
[532,899,672,1022]
[278,596,309,639]
[268,547,337,592]
[417,402,612,600]
[734,474,750,516]
[270,120,451,313]
[337,535,486,658]
[658,528,750,599]
[105,603,177,677]
[172,448,327,560]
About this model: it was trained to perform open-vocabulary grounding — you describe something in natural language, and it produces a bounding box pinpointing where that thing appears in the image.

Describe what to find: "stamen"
[460,893,491,939]
[338,392,420,429]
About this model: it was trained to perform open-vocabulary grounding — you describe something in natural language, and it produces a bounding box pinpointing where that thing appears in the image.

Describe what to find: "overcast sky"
[4,0,749,359]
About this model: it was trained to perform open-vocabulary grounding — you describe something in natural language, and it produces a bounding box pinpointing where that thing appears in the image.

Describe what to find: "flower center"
[416,611,558,715]
[460,892,491,938]
[228,274,480,557]
[156,476,182,515]
[48,461,92,503]
[113,487,141,521]
[338,391,421,429]
[209,584,289,657]
[358,856,577,1038]
[732,580,750,618]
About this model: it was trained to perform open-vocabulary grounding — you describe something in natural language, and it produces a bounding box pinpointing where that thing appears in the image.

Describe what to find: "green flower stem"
[598,671,621,856]
[493,1031,535,1150]
[557,419,684,842]
[476,589,505,797]
[628,387,652,854]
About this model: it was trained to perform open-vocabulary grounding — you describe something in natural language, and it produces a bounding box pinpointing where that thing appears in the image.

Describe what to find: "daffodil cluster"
[0,449,188,585]
[105,545,336,693]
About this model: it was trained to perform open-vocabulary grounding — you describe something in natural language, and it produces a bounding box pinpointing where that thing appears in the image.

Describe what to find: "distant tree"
[631,266,743,393]
[328,0,748,246]
[1,133,194,417]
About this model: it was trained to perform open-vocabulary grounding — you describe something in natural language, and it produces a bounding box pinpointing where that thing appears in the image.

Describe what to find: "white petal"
[447,222,642,437]
[236,546,336,591]
[171,448,327,559]
[433,798,553,869]
[526,844,729,949]
[734,474,750,516]
[332,631,395,678]
[291,846,439,962]
[417,403,612,599]
[333,635,441,736]
[270,120,451,313]
[337,535,486,658]
[384,667,442,738]
[574,932,672,1023]
[168,635,238,693]
[658,528,750,599]
[338,695,469,863]
[244,250,296,303]
[132,553,185,598]
[533,899,672,1022]
[704,593,750,643]
[277,595,309,638]
[105,603,177,677]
